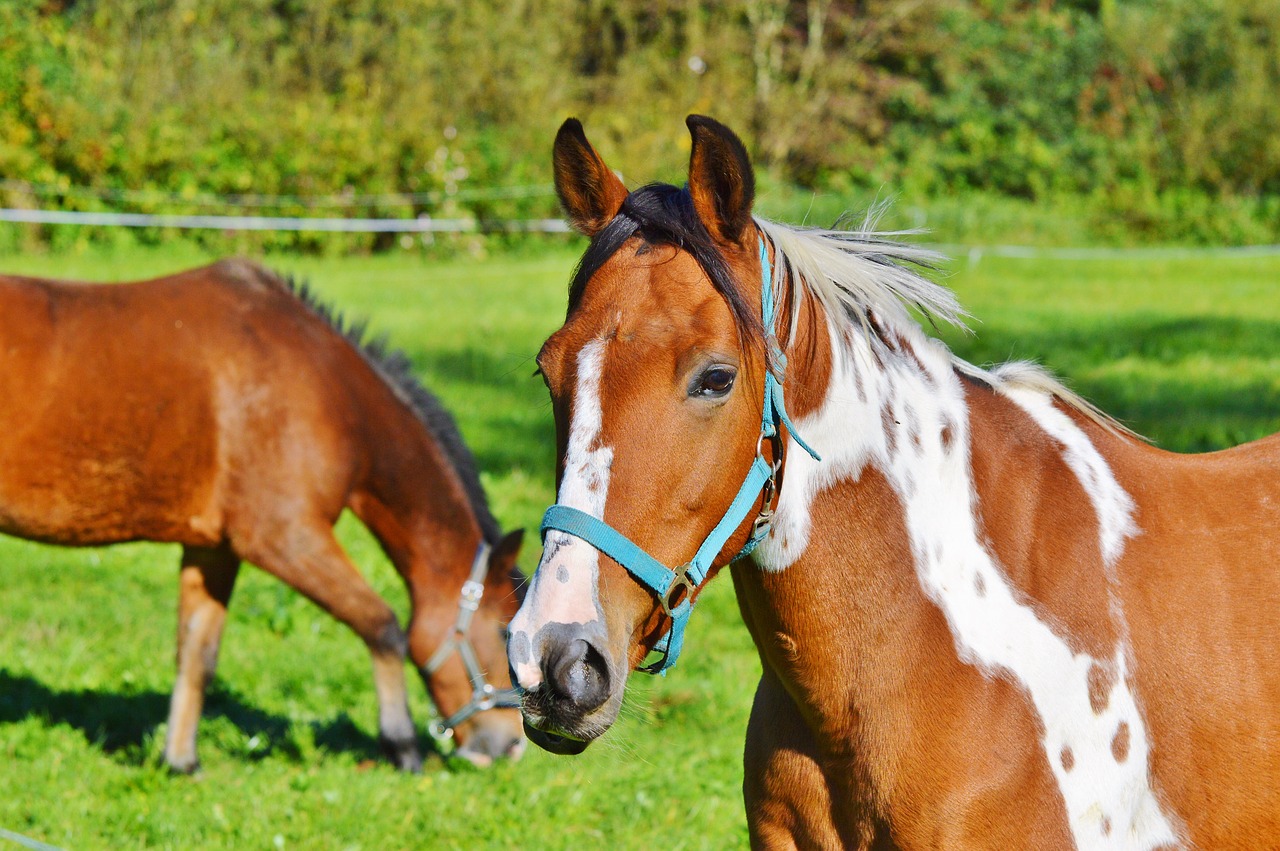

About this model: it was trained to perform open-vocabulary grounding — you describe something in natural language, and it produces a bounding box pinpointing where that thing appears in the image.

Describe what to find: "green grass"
[0,242,1277,849]
[937,253,1280,451]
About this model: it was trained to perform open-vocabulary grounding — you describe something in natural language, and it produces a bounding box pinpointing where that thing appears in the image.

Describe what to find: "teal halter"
[540,238,820,674]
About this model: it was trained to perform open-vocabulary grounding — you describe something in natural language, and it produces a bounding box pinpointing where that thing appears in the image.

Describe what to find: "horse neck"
[739,299,1173,841]
[349,390,488,602]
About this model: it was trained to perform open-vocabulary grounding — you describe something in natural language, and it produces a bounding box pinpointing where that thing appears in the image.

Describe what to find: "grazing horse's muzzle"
[454,718,528,765]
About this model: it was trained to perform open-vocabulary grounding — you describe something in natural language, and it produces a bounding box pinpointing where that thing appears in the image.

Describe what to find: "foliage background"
[2,0,1279,251]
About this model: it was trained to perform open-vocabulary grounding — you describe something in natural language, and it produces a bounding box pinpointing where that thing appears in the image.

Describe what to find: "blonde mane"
[755,216,1137,438]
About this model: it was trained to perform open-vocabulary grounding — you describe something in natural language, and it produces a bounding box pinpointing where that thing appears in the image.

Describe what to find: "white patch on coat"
[507,339,612,689]
[754,315,1179,850]
[998,383,1137,568]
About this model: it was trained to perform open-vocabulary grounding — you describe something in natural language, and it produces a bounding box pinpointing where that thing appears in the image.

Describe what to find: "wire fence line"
[3,205,1280,260]
[0,826,63,851]
[941,243,1280,263]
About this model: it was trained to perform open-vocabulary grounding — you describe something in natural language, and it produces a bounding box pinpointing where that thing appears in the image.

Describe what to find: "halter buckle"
[459,579,484,610]
[661,563,697,617]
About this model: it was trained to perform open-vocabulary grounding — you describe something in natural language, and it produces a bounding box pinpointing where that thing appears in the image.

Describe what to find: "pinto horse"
[0,259,525,772]
[506,116,1280,848]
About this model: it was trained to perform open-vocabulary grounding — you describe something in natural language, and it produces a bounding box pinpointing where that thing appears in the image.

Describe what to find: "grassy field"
[0,241,1277,849]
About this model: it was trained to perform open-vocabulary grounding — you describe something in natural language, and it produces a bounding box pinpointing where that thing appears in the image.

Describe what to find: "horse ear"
[553,119,628,237]
[686,115,756,246]
[490,528,525,572]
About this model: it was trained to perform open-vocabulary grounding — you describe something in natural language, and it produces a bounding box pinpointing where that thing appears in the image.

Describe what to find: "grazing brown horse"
[506,116,1280,849]
[0,259,526,772]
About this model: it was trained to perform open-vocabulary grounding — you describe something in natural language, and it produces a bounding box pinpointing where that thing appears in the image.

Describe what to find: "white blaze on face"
[756,317,1180,850]
[508,339,612,690]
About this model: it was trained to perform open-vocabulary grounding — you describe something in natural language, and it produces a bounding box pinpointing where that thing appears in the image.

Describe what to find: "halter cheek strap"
[539,237,820,675]
[423,541,523,743]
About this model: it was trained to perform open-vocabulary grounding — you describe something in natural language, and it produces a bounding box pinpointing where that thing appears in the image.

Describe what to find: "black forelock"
[566,182,763,346]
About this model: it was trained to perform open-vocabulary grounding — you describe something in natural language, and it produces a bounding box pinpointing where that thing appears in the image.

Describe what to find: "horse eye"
[692,366,736,398]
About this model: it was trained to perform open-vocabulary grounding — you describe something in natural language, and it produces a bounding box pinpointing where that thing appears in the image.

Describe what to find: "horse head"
[507,116,784,752]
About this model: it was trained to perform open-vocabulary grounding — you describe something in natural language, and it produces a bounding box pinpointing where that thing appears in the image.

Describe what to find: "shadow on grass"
[945,315,1280,452]
[0,669,389,766]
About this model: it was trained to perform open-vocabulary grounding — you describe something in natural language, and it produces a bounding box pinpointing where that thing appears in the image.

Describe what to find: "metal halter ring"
[661,563,698,617]
[752,475,778,538]
[750,422,784,539]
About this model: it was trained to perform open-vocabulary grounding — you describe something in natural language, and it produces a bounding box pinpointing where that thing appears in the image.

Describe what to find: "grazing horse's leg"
[235,522,422,772]
[165,544,240,773]
[745,671,894,851]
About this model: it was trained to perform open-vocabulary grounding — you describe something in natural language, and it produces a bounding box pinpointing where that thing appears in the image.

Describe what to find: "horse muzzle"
[522,718,592,755]
[453,711,528,766]
[512,629,622,754]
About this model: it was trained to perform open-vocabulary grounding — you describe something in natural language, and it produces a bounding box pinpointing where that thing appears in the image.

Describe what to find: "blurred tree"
[0,0,1275,249]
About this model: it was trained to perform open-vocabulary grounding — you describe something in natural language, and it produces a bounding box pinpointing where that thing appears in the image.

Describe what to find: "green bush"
[0,0,1277,251]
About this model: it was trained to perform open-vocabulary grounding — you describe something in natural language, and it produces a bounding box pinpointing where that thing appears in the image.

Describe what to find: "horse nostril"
[545,637,611,714]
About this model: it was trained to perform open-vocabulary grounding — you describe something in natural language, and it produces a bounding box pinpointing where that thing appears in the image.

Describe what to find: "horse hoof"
[167,756,201,776]
[380,736,423,773]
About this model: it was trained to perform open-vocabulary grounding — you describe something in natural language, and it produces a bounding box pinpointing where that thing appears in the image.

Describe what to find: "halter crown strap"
[537,235,819,675]
[759,238,821,462]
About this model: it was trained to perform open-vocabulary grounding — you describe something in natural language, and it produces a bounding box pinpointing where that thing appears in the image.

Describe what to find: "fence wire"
[3,193,1280,258]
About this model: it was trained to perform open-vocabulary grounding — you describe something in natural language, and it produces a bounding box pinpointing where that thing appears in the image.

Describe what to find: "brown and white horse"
[506,116,1280,848]
[0,259,525,772]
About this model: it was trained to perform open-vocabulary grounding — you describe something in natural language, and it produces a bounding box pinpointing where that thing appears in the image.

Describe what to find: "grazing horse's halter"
[423,541,522,741]
[540,237,821,674]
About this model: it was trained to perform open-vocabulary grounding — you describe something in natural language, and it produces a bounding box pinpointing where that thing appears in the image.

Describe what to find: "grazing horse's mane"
[570,182,1130,437]
[253,265,502,544]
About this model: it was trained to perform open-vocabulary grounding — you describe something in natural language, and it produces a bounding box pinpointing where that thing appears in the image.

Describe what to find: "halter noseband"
[540,238,820,674]
[423,540,522,742]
